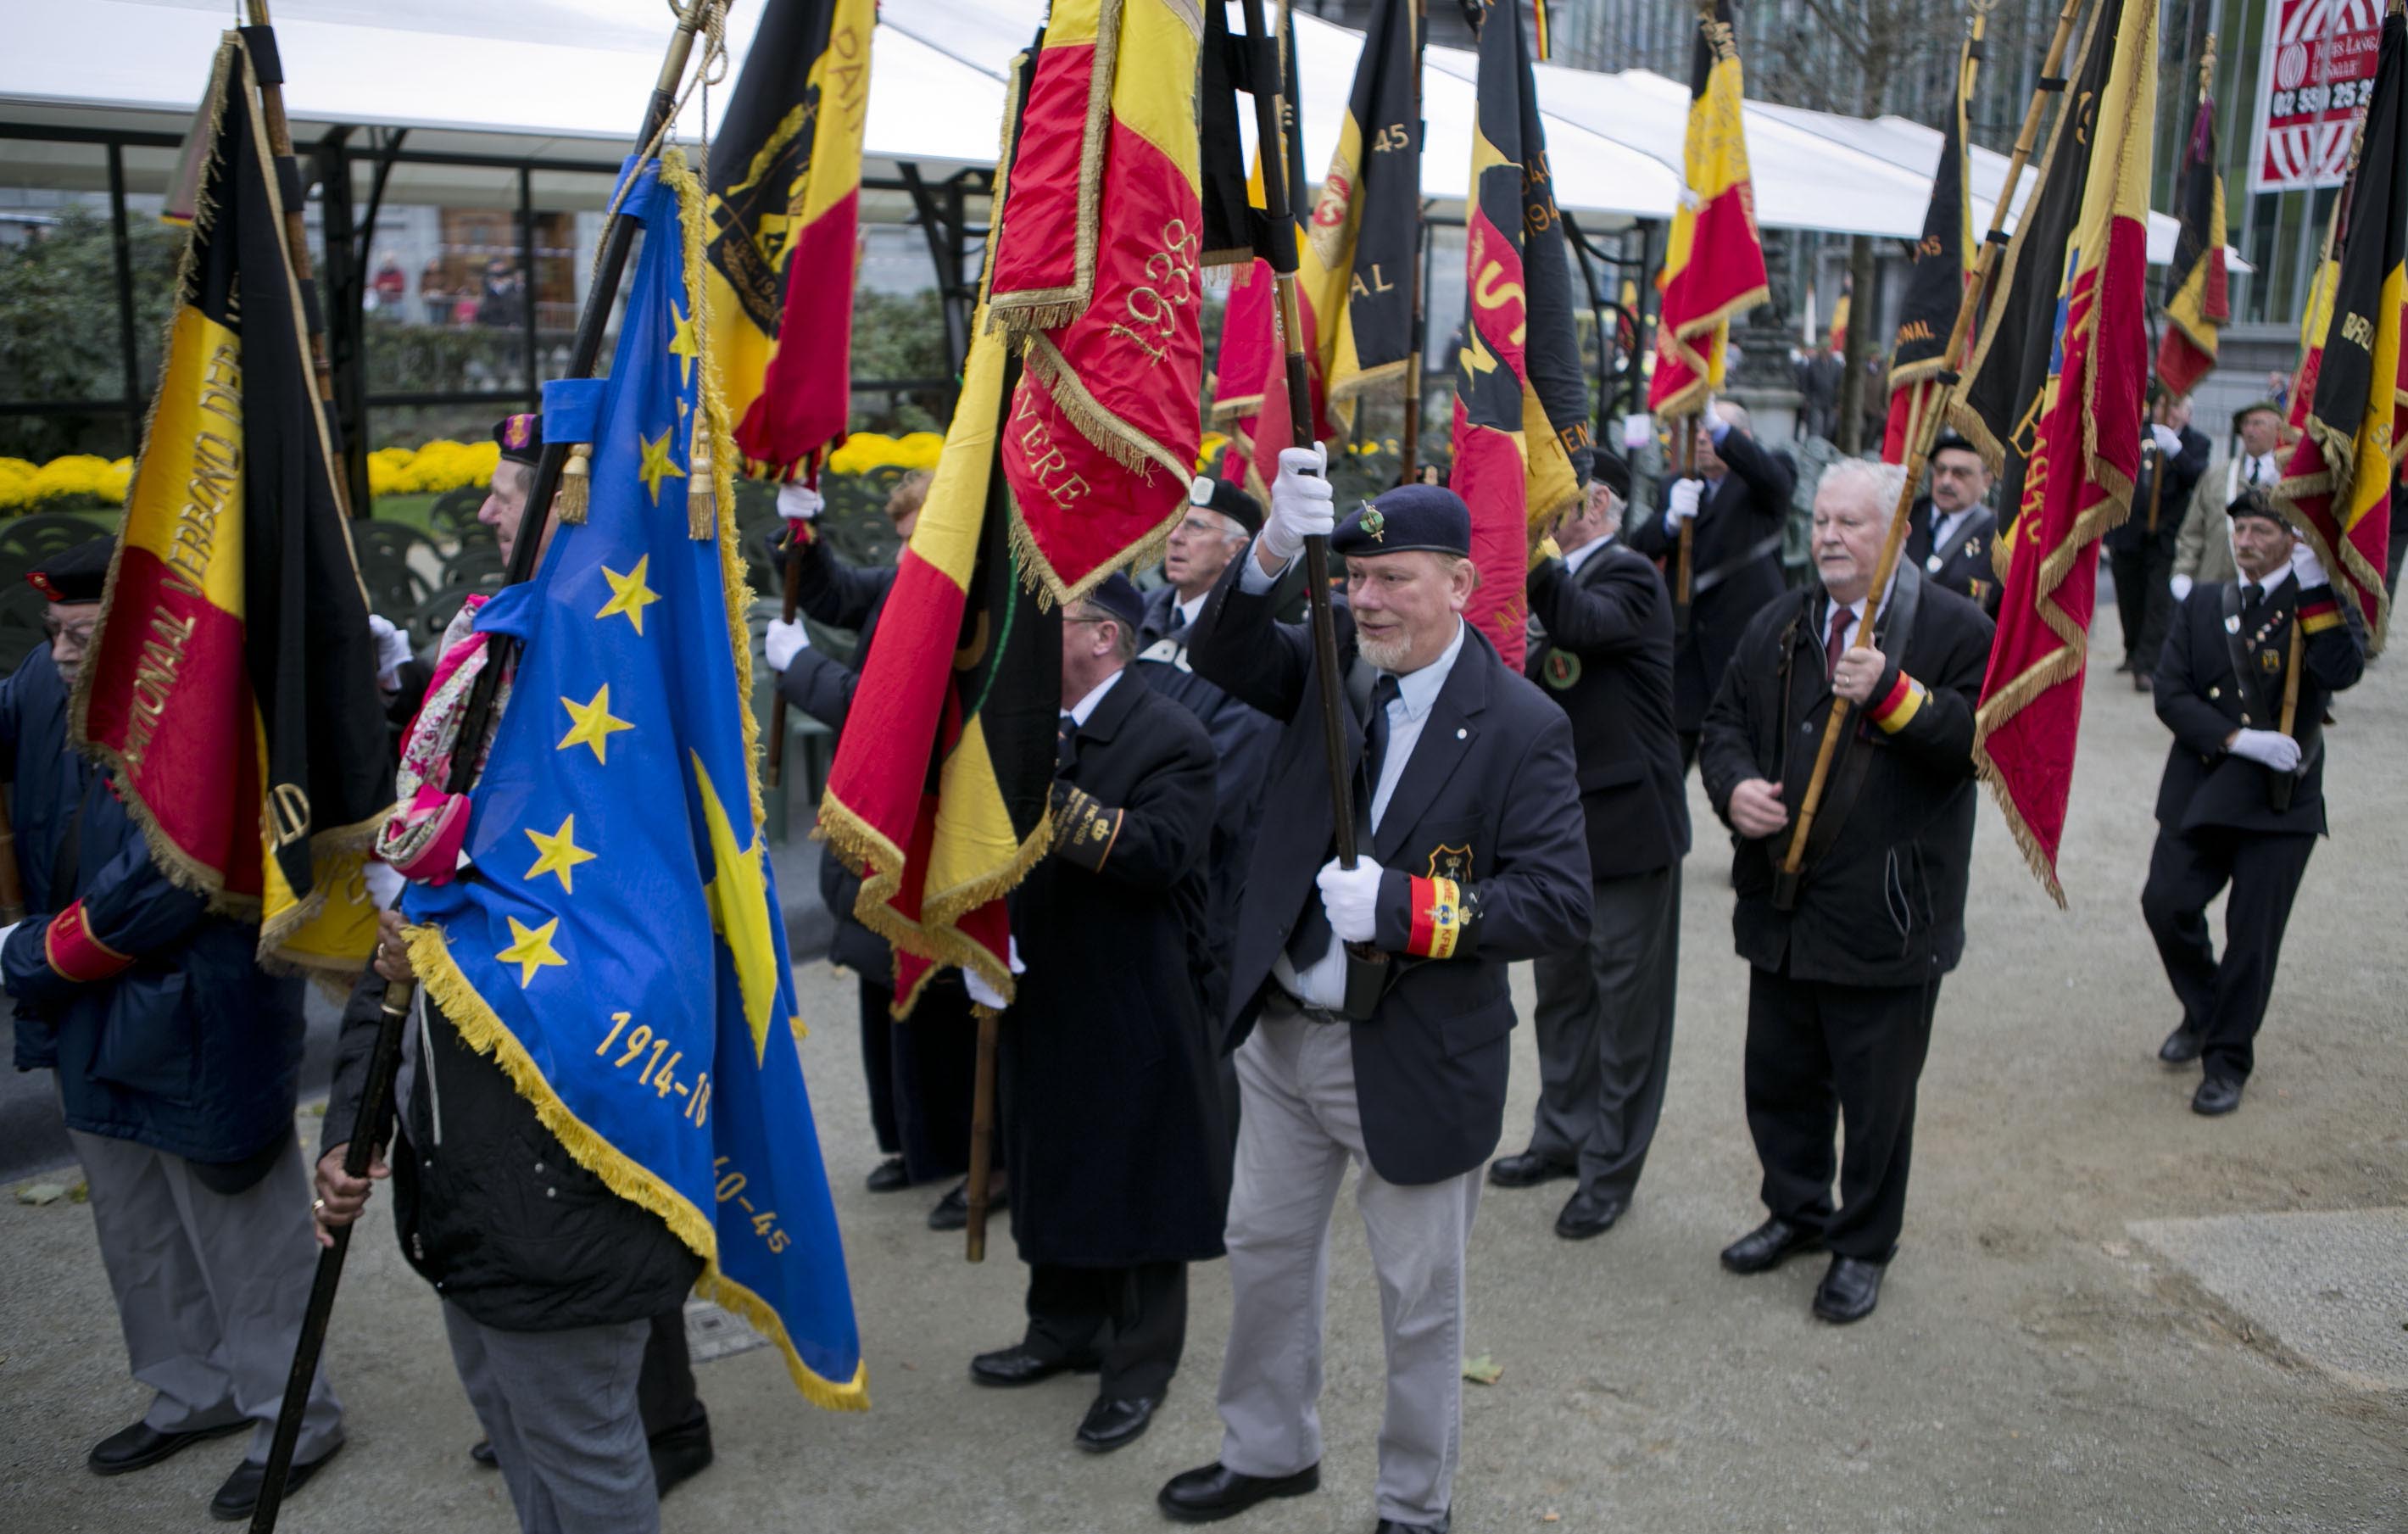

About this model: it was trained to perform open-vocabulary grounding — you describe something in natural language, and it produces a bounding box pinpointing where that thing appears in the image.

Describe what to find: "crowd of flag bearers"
[6,1,2400,1531]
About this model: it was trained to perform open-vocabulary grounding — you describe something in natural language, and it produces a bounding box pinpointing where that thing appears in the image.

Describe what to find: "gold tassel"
[557,444,591,524]
[687,431,715,540]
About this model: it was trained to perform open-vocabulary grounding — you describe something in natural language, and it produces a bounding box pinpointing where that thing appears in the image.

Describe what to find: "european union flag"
[401,154,864,1408]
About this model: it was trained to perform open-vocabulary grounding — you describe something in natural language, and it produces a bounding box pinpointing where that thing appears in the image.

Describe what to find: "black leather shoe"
[209,1442,341,1521]
[1554,1189,1625,1241]
[1376,1518,1452,1534]
[1075,1394,1157,1453]
[928,1180,1006,1231]
[1157,1461,1321,1523]
[1487,1150,1578,1189]
[865,1156,910,1193]
[469,1437,498,1469]
[1811,1255,1886,1324]
[2193,1075,2244,1116]
[649,1410,713,1499]
[1720,1216,1822,1275]
[88,1419,246,1476]
[2158,1024,2205,1065]
[969,1342,1099,1387]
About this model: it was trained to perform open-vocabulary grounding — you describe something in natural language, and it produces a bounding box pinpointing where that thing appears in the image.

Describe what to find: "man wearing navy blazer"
[1489,464,1689,1241]
[1157,456,1591,1534]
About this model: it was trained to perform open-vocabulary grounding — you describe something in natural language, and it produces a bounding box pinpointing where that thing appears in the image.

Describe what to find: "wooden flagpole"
[1771,0,2065,912]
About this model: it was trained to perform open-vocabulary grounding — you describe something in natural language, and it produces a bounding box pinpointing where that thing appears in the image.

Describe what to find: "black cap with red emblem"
[26,537,113,604]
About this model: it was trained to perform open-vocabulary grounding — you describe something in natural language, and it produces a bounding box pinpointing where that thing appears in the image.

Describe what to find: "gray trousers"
[69,1126,343,1464]
[1215,1008,1480,1527]
[1525,864,1681,1201]
[443,1304,658,1534]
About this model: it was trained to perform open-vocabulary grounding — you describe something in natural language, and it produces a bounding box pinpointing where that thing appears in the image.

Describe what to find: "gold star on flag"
[523,815,596,894]
[595,555,660,635]
[637,428,686,505]
[694,751,779,1063]
[557,684,633,763]
[667,302,700,387]
[497,914,567,988]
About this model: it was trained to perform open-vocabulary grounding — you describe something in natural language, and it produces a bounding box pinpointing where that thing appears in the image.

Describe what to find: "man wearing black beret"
[1904,431,2006,621]
[964,572,1229,1456]
[2142,490,2364,1114]
[1161,449,1590,1533]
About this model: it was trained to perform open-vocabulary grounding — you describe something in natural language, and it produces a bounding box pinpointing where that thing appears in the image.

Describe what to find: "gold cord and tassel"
[557,444,592,524]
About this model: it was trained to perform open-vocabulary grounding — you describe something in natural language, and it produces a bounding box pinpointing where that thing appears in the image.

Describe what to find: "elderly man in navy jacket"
[1490,464,1689,1241]
[3,539,343,1520]
[2143,489,2364,1114]
[1157,459,1590,1534]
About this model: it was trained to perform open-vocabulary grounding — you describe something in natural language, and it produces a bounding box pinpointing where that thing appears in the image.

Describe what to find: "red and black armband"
[1049,783,1123,873]
[44,901,134,985]
[1866,668,1928,734]
[2299,590,2344,635]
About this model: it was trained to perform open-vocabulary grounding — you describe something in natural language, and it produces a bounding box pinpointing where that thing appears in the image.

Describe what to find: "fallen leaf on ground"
[16,1183,68,1205]
[1461,1354,1502,1386]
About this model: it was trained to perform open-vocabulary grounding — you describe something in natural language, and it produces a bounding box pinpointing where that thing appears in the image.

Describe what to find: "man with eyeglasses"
[3,538,345,1520]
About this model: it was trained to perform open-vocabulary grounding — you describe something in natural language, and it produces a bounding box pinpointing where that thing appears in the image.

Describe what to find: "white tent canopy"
[3,0,2242,264]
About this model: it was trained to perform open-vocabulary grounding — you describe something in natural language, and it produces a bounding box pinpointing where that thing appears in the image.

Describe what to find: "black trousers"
[2109,544,2175,673]
[1527,865,1681,1201]
[1743,965,1939,1262]
[638,1307,706,1442]
[1023,1260,1188,1402]
[2141,824,2317,1083]
[859,976,981,1183]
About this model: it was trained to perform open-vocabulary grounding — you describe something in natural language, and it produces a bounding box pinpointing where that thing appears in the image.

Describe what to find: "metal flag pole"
[247,6,722,1527]
[1772,0,2065,912]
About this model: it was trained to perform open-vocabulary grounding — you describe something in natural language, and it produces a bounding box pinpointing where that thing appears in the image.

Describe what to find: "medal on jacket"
[2225,612,2242,634]
[1926,553,1944,574]
[1543,650,1581,689]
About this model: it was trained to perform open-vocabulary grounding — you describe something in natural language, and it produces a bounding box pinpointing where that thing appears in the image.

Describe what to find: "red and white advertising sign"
[2250,0,2385,192]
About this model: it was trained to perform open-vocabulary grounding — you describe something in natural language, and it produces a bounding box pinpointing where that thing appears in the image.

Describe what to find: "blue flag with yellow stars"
[400,152,864,1408]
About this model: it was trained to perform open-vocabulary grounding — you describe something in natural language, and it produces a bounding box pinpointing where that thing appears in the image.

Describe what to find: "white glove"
[2290,539,2328,588]
[962,967,1009,1011]
[2149,423,2183,456]
[2170,572,2195,602]
[1663,477,1703,533]
[1260,444,1333,565]
[366,613,413,689]
[1314,856,1385,944]
[2228,728,2302,773]
[777,482,823,522]
[763,618,810,672]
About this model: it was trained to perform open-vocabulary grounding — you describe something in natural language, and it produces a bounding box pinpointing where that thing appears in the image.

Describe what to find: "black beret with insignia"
[26,536,114,604]
[1930,429,1982,460]
[2225,487,2296,528]
[1190,475,1264,536]
[494,412,543,466]
[1331,483,1472,558]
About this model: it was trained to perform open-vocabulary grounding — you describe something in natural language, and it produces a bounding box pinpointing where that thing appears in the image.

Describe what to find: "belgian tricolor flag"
[75,29,393,970]
[1451,0,1592,670]
[1881,35,1973,463]
[2154,58,2230,399]
[1648,0,1769,419]
[820,48,1060,1012]
[1304,0,1424,430]
[2277,7,2408,653]
[1960,0,2158,903]
[702,0,873,479]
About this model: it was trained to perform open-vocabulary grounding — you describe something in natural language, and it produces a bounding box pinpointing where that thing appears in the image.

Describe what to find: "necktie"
[2243,583,2265,614]
[1056,711,1078,772]
[2246,458,2262,487]
[1362,673,1402,799]
[1826,605,1854,674]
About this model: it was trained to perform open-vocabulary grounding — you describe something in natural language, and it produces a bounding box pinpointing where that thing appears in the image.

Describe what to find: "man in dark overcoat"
[1158,462,1590,1534]
[2143,490,2364,1113]
[1624,399,1798,768]
[763,472,984,1228]
[1698,460,1993,1327]
[1489,466,1689,1241]
[1902,432,2005,619]
[965,573,1228,1457]
[1136,476,1278,1033]
[2106,393,2210,684]
[3,539,344,1520]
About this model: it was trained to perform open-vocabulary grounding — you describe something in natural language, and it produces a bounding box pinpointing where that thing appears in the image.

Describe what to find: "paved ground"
[3,643,2405,1533]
